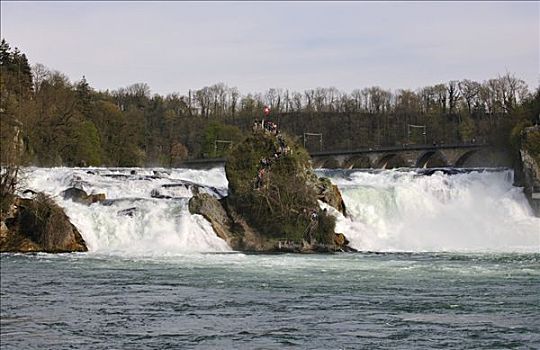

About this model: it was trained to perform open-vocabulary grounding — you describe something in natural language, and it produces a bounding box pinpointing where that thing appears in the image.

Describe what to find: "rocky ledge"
[514,125,540,217]
[189,129,355,253]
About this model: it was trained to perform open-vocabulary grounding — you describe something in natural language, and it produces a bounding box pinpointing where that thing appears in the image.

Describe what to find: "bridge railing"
[309,143,488,157]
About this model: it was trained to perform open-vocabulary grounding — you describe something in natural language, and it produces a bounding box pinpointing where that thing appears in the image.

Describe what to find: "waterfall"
[21,167,539,255]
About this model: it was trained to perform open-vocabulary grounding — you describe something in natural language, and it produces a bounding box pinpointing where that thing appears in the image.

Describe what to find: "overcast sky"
[1,1,538,95]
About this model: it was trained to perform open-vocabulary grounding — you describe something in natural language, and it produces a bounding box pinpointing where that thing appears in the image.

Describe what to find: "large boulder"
[189,130,353,252]
[62,187,106,205]
[1,193,88,253]
[189,193,237,245]
[189,193,272,251]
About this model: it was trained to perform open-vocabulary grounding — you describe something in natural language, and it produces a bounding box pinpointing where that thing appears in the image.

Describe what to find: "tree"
[447,80,461,115]
[0,39,11,65]
[202,121,244,157]
[195,87,211,118]
[459,79,481,115]
[70,120,102,166]
[229,87,239,120]
[75,75,93,116]
[1,37,535,165]
[32,63,50,95]
[168,142,188,167]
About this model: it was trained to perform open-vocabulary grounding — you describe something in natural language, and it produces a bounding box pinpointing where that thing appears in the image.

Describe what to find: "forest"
[1,38,539,168]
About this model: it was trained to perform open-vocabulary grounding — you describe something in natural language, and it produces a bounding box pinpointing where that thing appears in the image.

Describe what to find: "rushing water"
[1,167,539,348]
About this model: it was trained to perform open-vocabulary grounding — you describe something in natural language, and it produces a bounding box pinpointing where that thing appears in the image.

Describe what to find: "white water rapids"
[21,167,539,255]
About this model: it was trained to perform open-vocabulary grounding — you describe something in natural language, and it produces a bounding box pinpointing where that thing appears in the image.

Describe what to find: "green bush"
[524,129,540,165]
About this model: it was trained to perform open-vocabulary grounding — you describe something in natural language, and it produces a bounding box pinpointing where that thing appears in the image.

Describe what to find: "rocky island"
[189,124,353,252]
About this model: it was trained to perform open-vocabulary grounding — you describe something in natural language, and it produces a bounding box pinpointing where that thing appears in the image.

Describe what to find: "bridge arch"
[343,155,372,169]
[314,157,340,169]
[453,149,511,168]
[415,150,449,168]
[375,153,408,169]
[454,150,478,167]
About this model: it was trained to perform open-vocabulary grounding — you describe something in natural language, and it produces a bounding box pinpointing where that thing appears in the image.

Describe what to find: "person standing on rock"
[255,168,266,189]
[302,210,319,244]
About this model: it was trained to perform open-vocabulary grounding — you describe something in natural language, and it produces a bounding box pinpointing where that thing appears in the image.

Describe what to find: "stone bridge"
[182,143,510,169]
[309,143,508,169]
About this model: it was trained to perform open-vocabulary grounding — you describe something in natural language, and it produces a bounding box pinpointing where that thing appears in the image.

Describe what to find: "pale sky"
[1,1,538,95]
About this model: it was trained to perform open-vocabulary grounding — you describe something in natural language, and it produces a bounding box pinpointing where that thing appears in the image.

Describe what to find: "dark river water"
[1,252,539,349]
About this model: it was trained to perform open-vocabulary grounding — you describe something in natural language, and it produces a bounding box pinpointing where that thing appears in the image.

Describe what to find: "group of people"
[252,119,278,135]
[255,154,275,190]
[254,126,291,190]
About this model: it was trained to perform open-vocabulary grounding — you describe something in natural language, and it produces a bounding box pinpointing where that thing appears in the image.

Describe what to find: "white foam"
[21,167,230,256]
[332,169,540,253]
[19,167,540,255]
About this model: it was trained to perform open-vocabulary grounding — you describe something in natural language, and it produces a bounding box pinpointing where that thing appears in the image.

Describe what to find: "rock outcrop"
[189,129,354,252]
[0,193,88,253]
[151,180,225,199]
[514,125,540,216]
[189,193,237,245]
[189,192,277,251]
[311,176,347,216]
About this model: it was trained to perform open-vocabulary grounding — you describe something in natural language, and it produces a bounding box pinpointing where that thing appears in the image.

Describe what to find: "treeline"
[1,38,539,168]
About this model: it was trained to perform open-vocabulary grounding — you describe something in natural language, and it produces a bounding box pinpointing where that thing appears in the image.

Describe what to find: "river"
[1,167,539,349]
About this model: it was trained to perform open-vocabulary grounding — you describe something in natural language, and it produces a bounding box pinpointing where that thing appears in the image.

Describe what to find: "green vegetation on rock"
[225,131,336,245]
[523,129,540,165]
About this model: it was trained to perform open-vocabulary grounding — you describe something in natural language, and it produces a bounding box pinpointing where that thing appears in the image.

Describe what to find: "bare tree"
[327,87,340,112]
[458,79,481,115]
[31,63,50,95]
[433,84,447,113]
[195,87,211,118]
[499,73,528,112]
[229,87,239,120]
[283,89,290,113]
[304,89,315,112]
[351,89,362,112]
[447,80,461,114]
[292,92,303,112]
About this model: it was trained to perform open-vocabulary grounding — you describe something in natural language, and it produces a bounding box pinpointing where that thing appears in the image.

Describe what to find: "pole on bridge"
[407,124,427,145]
[303,132,323,152]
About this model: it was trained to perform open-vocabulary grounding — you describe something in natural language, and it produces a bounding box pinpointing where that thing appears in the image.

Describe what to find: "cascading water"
[20,167,539,255]
[22,167,232,255]
[326,169,539,252]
